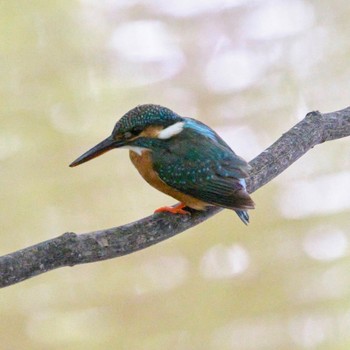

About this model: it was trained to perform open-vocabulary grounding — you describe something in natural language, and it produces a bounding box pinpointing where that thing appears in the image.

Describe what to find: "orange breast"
[129,150,208,210]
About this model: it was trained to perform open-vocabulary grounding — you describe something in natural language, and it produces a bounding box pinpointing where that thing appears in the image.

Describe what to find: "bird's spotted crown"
[112,104,183,136]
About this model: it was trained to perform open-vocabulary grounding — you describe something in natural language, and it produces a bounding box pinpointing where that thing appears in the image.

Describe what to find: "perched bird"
[70,104,255,224]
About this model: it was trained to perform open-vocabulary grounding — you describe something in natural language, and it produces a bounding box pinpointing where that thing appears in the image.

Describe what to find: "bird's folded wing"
[153,139,254,210]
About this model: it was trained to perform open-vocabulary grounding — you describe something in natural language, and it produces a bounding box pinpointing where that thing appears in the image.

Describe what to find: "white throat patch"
[121,145,148,156]
[157,121,185,140]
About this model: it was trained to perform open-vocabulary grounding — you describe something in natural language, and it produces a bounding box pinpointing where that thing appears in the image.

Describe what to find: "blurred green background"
[1,1,350,349]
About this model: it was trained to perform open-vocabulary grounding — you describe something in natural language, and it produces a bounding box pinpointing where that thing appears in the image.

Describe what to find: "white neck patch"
[158,121,185,140]
[121,145,148,156]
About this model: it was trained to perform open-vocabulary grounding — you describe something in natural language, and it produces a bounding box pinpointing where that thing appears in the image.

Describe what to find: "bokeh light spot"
[303,226,348,261]
[200,244,250,279]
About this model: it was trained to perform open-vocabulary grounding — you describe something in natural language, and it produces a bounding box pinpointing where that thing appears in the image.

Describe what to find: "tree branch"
[1,108,349,288]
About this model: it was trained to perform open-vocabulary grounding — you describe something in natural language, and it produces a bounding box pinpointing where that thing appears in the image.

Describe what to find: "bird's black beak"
[69,136,123,167]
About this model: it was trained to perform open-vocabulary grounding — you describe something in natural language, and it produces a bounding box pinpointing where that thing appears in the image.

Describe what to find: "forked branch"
[0,107,349,288]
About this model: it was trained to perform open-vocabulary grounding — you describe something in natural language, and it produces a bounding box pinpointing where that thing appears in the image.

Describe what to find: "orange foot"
[154,203,190,215]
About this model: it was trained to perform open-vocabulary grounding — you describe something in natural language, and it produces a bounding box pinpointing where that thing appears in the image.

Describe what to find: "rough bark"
[1,108,349,288]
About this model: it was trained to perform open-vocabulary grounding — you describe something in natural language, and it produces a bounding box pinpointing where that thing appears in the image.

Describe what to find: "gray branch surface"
[1,108,350,288]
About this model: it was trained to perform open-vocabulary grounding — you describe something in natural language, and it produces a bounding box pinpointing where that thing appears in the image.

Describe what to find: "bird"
[70,104,255,224]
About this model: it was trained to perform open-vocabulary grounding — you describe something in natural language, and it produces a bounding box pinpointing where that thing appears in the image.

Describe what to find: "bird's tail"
[235,210,250,225]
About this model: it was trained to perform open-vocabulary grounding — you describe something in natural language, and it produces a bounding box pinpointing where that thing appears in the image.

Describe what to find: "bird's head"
[69,104,185,167]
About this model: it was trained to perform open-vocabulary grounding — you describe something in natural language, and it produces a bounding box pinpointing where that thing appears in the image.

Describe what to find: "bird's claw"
[154,203,190,215]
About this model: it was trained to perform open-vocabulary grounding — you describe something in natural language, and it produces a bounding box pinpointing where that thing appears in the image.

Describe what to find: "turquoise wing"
[152,125,254,210]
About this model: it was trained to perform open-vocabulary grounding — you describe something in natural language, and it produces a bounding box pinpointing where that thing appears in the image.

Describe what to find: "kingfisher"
[70,104,255,224]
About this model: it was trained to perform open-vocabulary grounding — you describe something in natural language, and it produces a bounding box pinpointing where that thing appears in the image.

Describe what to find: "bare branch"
[1,108,349,288]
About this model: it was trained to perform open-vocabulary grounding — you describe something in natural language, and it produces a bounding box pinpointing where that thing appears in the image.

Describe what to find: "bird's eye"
[131,126,143,136]
[123,126,143,139]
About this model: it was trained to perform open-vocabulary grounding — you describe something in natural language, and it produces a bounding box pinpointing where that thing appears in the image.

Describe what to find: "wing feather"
[153,123,254,210]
